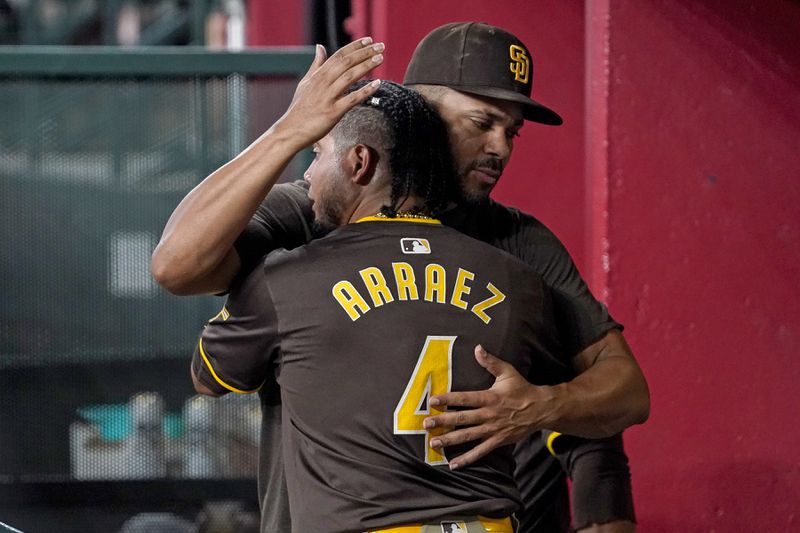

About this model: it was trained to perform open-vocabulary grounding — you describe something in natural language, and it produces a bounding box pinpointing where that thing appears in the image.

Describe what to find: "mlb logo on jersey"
[440,522,467,533]
[400,238,431,254]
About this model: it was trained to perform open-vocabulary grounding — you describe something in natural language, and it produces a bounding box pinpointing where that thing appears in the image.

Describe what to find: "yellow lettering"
[471,283,506,324]
[392,262,419,301]
[332,280,371,321]
[450,268,475,310]
[336,264,504,323]
[360,267,395,307]
[393,335,456,465]
[509,44,530,84]
[424,264,446,303]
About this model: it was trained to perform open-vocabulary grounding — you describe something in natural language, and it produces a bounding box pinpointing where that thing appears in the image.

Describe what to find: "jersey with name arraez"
[229,181,627,533]
[201,219,570,533]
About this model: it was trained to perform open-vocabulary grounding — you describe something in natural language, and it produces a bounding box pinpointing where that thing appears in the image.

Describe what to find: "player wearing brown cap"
[402,23,640,533]
[153,22,648,533]
[403,22,562,125]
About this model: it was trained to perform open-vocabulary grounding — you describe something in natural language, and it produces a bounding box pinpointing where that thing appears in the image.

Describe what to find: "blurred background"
[0,1,798,532]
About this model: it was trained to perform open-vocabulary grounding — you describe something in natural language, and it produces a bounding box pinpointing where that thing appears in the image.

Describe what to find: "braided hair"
[332,80,458,217]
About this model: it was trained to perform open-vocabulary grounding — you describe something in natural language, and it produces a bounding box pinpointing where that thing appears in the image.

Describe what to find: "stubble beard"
[457,157,504,205]
[312,171,350,232]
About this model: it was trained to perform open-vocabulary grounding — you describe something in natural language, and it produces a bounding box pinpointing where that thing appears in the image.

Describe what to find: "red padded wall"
[602,1,800,530]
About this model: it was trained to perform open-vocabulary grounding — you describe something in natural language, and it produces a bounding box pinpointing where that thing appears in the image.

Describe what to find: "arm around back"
[543,431,636,531]
[552,329,650,437]
[425,332,649,468]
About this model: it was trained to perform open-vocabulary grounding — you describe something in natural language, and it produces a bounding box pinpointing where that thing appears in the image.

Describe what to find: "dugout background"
[258,1,799,530]
[0,48,313,532]
[1,1,798,532]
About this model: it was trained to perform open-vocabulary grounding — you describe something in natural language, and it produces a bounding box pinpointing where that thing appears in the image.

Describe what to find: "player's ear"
[347,144,379,186]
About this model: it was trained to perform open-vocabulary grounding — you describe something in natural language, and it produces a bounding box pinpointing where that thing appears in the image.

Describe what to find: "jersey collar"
[355,216,442,225]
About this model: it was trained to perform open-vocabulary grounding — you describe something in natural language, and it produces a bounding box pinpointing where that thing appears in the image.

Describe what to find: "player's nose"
[484,129,511,161]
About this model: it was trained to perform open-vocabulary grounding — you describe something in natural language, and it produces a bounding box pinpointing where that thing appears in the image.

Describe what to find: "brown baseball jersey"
[234,181,633,533]
[194,218,571,533]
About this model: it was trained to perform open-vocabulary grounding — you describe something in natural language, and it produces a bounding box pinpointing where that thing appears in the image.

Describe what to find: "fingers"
[429,389,489,409]
[299,36,382,87]
[299,37,384,114]
[281,37,384,146]
[330,36,376,60]
[427,416,500,470]
[445,439,501,470]
[424,407,490,430]
[298,44,327,84]
[325,41,385,97]
[429,424,490,449]
[474,344,512,378]
[312,44,327,70]
[429,428,504,470]
[314,37,382,80]
[337,79,381,110]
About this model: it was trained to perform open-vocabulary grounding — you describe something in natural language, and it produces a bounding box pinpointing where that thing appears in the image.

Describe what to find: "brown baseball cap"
[403,22,563,126]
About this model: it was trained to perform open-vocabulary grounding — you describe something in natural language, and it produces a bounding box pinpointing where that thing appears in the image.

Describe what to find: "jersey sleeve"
[509,208,622,356]
[233,179,321,276]
[542,430,636,528]
[445,201,622,357]
[192,259,281,395]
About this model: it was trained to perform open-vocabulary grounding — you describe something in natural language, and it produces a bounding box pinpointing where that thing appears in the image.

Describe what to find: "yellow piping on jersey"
[210,306,230,322]
[355,216,442,225]
[546,431,563,457]
[197,338,261,394]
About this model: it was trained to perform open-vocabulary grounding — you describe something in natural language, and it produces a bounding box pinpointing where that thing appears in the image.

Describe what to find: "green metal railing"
[0,45,317,500]
[0,45,315,76]
[0,46,315,368]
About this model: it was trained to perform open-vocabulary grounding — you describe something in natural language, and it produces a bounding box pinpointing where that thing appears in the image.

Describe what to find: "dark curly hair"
[331,80,458,217]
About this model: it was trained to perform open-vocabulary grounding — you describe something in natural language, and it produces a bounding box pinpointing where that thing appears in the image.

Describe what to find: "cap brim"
[453,86,563,126]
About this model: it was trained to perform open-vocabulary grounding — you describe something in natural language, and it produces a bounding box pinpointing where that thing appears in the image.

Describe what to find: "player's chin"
[459,183,494,204]
[459,174,498,203]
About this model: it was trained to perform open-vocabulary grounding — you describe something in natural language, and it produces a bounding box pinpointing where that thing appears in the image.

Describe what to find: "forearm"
[545,432,636,530]
[151,125,303,295]
[541,330,650,437]
[152,40,384,295]
[572,446,636,532]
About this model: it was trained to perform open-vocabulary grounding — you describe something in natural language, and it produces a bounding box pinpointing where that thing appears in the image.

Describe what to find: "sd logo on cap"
[403,22,563,126]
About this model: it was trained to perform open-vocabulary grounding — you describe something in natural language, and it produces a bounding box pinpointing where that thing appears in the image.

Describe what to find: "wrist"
[268,115,315,153]
[536,381,571,430]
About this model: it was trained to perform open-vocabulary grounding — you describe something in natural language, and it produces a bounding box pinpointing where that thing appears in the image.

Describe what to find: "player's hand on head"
[424,345,553,470]
[275,37,384,148]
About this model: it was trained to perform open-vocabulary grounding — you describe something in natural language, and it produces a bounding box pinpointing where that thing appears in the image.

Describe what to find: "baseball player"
[154,23,648,533]
[192,80,575,533]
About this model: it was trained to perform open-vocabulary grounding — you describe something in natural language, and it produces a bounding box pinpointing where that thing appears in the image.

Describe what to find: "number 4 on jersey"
[393,335,456,465]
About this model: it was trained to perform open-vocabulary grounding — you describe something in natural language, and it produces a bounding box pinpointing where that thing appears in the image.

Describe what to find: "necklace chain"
[374,210,434,220]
